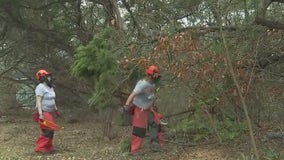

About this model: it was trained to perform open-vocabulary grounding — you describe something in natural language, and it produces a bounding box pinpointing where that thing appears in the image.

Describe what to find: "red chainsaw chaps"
[132,107,149,128]
[132,106,165,127]
[35,112,55,152]
[130,107,149,153]
[35,135,54,152]
[130,106,165,153]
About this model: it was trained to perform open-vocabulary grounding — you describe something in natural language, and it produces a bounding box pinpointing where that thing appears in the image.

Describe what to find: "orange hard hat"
[145,65,159,75]
[35,69,50,80]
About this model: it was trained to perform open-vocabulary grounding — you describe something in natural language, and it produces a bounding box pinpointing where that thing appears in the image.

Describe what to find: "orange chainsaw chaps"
[39,120,62,131]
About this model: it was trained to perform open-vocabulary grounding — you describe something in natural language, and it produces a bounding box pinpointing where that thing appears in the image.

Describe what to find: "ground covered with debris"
[0,108,283,160]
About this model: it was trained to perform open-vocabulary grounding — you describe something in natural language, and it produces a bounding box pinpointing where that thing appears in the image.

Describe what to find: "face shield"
[46,75,52,81]
[45,74,53,87]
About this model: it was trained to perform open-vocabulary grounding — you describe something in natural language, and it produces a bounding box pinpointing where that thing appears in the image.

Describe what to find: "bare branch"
[121,0,140,32]
[220,26,260,160]
[0,57,25,78]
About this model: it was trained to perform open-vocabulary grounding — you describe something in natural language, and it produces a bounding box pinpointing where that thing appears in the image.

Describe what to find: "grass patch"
[120,137,130,152]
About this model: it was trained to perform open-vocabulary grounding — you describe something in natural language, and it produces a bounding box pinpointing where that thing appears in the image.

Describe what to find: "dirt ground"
[0,107,283,160]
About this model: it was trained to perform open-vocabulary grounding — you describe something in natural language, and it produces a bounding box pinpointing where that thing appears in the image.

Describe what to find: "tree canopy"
[0,0,283,158]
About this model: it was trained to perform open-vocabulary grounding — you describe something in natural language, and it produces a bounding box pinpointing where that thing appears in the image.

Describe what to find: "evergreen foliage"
[71,27,118,109]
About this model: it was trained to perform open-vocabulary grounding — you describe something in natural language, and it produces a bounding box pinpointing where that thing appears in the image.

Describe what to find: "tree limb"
[256,0,284,30]
[121,0,140,32]
[0,57,25,78]
[255,17,284,30]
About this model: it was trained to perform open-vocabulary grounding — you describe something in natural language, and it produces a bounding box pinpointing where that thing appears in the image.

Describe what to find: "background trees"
[0,0,283,158]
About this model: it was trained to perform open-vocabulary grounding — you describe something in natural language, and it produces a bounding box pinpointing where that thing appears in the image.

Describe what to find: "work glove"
[39,114,44,120]
[55,110,61,117]
[159,119,168,126]
[118,105,129,113]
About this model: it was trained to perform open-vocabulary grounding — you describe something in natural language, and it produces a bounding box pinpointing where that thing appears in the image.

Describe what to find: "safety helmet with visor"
[35,69,51,81]
[145,65,159,76]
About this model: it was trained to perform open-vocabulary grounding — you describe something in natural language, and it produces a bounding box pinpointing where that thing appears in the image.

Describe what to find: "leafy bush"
[173,104,212,142]
[218,118,247,141]
[171,106,247,142]
[120,137,130,152]
[264,149,282,160]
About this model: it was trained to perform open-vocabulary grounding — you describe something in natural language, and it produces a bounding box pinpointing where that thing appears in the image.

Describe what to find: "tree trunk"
[102,0,124,30]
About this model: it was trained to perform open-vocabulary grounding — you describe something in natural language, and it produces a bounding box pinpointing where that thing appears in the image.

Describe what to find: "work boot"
[128,152,142,157]
[150,141,161,152]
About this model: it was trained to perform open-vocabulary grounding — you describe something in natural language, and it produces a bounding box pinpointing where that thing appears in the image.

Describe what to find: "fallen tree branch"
[266,132,284,139]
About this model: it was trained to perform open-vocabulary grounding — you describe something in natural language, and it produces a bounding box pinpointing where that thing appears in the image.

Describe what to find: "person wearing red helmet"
[123,65,164,155]
[34,69,60,153]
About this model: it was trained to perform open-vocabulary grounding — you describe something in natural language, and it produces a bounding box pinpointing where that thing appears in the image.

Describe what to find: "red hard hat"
[146,65,159,75]
[35,69,50,80]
